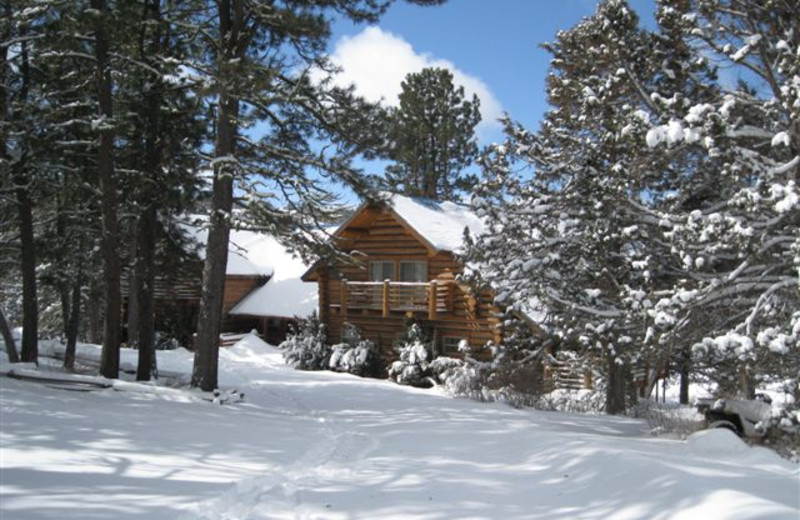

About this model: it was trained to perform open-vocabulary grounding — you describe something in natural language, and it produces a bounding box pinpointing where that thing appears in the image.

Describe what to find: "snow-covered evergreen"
[466,0,798,415]
[388,323,434,387]
[279,315,330,371]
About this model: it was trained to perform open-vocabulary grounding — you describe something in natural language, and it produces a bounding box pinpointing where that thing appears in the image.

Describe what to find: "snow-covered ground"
[1,336,798,520]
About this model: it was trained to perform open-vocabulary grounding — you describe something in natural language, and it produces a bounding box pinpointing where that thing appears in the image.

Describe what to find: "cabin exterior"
[122,222,317,346]
[302,195,504,358]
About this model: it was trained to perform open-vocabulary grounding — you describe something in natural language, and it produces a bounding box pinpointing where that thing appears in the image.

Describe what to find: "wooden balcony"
[339,277,455,320]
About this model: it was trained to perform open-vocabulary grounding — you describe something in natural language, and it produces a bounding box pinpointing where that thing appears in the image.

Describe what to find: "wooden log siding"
[317,207,502,356]
[222,275,266,314]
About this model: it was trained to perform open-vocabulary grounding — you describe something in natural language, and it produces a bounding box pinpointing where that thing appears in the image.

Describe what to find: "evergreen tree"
[384,67,481,200]
[117,0,204,381]
[2,0,44,364]
[189,0,444,392]
[468,0,671,413]
[645,0,799,399]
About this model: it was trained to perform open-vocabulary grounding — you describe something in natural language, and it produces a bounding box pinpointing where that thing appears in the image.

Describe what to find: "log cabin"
[302,194,542,359]
[122,219,317,346]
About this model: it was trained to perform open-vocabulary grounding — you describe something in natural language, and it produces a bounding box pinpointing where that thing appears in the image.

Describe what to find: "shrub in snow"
[154,332,182,351]
[388,322,434,387]
[327,324,383,378]
[536,388,606,414]
[430,338,549,409]
[279,314,330,370]
[756,382,800,463]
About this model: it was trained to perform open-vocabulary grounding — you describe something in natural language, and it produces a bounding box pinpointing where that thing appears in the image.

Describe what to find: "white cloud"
[323,27,503,135]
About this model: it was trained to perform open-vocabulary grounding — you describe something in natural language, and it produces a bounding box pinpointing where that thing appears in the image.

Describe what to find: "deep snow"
[1,336,798,520]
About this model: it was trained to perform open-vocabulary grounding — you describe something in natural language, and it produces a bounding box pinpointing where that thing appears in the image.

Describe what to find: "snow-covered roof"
[387,194,484,252]
[228,277,317,319]
[183,216,318,318]
[228,236,318,318]
[184,218,276,277]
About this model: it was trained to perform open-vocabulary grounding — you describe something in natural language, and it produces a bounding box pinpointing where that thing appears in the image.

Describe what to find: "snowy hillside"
[1,337,797,520]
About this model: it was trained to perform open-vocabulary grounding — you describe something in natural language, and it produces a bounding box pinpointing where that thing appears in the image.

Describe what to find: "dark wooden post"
[382,280,390,318]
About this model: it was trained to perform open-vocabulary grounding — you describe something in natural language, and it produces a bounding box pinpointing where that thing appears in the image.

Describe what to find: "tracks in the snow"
[186,370,380,520]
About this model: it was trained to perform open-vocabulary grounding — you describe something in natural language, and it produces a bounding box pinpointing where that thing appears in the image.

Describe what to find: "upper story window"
[399,260,427,282]
[369,261,395,281]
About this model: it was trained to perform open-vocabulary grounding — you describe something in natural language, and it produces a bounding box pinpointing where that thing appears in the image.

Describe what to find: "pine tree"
[468,0,676,413]
[2,1,43,364]
[645,0,799,399]
[384,67,481,200]
[190,0,444,392]
[117,0,204,381]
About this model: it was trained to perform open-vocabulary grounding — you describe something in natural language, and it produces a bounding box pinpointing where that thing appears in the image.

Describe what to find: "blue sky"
[326,0,657,146]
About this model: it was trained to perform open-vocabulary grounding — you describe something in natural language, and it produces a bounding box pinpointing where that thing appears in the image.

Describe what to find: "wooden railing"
[340,279,455,319]
[543,353,594,391]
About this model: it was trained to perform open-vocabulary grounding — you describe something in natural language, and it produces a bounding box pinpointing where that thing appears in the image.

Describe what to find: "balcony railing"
[339,278,455,319]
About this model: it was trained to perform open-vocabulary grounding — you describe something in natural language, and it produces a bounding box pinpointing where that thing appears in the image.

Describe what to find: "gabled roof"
[301,193,483,281]
[389,194,484,253]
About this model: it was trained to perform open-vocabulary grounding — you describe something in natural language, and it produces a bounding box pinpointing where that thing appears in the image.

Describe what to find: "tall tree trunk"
[59,281,71,339]
[135,0,163,382]
[0,306,19,363]
[678,345,690,405]
[192,0,238,391]
[605,351,626,415]
[12,36,38,364]
[16,173,38,363]
[136,205,157,381]
[64,267,83,370]
[93,0,122,379]
[56,206,71,339]
[0,6,18,366]
[87,278,104,344]
[127,220,140,349]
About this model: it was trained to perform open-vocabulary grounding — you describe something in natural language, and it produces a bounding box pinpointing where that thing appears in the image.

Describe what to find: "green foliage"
[384,67,481,200]
[329,323,384,378]
[389,321,434,387]
[467,0,799,416]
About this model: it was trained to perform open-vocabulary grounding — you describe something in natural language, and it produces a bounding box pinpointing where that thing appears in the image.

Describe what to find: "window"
[369,261,395,281]
[442,336,467,355]
[399,261,427,282]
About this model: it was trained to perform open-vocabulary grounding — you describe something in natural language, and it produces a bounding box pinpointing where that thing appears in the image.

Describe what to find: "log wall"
[318,207,500,359]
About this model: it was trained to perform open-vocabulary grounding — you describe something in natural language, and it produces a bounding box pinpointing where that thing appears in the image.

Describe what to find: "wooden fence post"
[382,280,390,318]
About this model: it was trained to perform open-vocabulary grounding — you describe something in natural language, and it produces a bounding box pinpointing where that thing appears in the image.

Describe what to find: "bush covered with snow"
[154,332,183,351]
[279,314,330,370]
[388,323,434,387]
[430,342,550,409]
[327,324,383,378]
[329,341,382,377]
[757,382,800,463]
[536,388,606,414]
